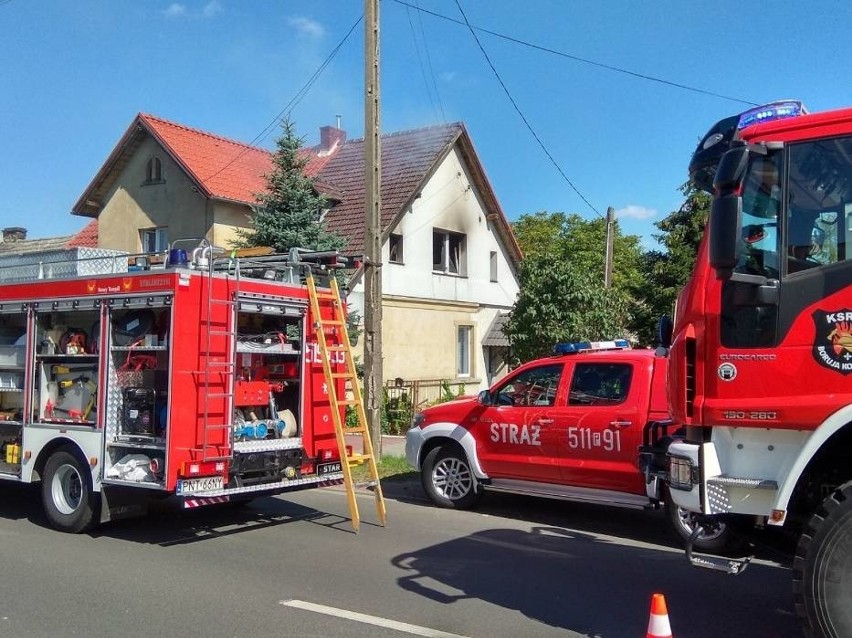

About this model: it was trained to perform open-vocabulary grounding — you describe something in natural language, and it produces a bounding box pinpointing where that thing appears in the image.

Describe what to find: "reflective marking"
[279,599,469,638]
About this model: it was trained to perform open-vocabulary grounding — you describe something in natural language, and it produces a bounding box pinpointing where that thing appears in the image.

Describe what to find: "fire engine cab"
[0,240,365,533]
[405,339,736,551]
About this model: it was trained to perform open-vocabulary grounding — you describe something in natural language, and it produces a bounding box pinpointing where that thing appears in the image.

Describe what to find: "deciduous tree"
[505,251,630,362]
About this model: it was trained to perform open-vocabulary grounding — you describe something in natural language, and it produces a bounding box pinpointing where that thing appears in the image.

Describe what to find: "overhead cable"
[393,0,758,107]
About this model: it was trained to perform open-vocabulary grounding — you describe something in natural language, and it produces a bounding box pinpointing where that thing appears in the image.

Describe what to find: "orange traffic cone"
[646,593,673,638]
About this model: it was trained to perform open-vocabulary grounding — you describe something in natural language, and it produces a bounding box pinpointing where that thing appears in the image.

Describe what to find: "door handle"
[610,420,632,428]
[535,418,554,425]
[480,417,494,424]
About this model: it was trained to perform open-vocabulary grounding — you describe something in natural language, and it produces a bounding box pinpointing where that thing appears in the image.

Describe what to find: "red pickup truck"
[405,340,737,552]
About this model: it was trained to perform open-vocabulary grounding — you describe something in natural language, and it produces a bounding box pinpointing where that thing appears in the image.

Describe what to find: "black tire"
[665,490,747,554]
[41,448,99,533]
[793,480,852,638]
[421,445,482,509]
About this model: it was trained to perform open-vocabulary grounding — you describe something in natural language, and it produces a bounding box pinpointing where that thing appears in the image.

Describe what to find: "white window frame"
[389,233,404,264]
[141,227,169,253]
[457,324,472,377]
[433,229,466,275]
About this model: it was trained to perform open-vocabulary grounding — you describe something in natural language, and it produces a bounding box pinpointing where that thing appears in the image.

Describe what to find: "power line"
[453,0,602,217]
[405,2,441,122]
[202,13,363,183]
[412,0,446,122]
[392,0,758,107]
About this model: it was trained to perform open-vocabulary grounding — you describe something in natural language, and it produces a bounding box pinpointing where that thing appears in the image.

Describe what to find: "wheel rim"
[51,463,83,515]
[432,456,473,501]
[676,507,727,542]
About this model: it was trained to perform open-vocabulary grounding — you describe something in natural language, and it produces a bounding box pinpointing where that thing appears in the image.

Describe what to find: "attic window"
[389,234,404,264]
[433,229,466,275]
[144,157,163,184]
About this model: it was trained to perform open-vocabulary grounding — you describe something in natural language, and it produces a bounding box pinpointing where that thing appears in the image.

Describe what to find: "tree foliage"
[234,118,344,253]
[513,211,644,293]
[505,251,631,363]
[509,212,642,357]
[636,184,710,342]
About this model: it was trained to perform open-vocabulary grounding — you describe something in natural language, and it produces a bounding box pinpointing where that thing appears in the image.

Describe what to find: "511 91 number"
[568,427,621,452]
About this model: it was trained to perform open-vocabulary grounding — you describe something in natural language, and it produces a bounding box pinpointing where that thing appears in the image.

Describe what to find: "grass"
[349,454,416,484]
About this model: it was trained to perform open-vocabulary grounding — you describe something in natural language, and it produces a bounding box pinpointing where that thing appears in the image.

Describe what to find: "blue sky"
[2,0,851,250]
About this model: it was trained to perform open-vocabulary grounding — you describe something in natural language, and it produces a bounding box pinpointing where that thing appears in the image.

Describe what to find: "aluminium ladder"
[198,246,239,462]
[305,271,386,532]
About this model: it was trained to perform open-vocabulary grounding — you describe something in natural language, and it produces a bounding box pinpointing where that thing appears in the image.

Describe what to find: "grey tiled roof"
[482,313,511,347]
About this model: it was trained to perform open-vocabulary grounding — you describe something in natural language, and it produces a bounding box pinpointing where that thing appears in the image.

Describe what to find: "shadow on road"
[0,482,352,545]
[380,475,796,565]
[391,524,799,637]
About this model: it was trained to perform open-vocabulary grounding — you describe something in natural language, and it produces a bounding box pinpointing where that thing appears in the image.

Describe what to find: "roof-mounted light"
[553,339,630,355]
[737,100,807,130]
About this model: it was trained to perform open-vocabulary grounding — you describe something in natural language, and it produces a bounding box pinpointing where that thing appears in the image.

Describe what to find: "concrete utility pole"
[364,0,383,457]
[604,206,615,289]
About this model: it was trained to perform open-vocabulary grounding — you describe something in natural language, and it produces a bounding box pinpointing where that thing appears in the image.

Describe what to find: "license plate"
[317,461,342,476]
[177,476,224,494]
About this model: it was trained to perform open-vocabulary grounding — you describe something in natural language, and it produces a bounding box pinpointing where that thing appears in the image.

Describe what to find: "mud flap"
[99,485,149,524]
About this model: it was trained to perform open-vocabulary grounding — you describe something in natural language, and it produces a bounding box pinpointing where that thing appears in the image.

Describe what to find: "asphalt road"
[0,476,800,638]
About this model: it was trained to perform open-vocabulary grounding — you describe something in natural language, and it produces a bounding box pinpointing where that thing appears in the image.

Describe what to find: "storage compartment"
[39,359,99,423]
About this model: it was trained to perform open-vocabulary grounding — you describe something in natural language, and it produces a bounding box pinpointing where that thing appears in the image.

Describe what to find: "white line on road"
[279,599,470,638]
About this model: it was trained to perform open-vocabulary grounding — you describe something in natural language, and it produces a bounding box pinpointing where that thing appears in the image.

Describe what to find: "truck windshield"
[785,136,852,273]
[736,136,852,278]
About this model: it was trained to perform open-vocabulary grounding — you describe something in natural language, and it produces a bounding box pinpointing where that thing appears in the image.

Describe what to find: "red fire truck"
[406,339,734,552]
[664,101,852,637]
[0,241,355,533]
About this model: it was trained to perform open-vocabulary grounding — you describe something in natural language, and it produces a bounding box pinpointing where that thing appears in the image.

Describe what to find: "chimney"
[318,125,346,156]
[2,227,27,243]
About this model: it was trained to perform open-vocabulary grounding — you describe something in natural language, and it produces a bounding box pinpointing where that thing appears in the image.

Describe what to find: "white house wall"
[348,147,518,392]
[381,148,518,307]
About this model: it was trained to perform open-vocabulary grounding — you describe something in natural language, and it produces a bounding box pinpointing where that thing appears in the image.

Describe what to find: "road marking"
[279,599,470,638]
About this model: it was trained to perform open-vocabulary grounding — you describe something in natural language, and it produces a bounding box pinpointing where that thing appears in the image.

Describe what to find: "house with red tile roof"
[71,113,521,394]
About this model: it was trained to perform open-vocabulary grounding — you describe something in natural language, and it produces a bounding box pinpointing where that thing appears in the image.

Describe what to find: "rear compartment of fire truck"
[0,252,345,531]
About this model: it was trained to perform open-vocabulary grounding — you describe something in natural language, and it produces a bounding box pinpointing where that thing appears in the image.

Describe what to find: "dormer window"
[144,157,163,184]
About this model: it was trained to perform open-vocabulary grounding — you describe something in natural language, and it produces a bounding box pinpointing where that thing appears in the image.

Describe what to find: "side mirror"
[657,316,673,349]
[477,390,492,406]
[709,193,742,279]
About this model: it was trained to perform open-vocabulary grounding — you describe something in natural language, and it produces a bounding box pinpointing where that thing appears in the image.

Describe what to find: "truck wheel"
[41,448,99,533]
[793,480,852,638]
[421,445,482,509]
[665,490,745,554]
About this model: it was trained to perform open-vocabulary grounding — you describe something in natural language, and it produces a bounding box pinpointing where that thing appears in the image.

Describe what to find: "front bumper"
[405,427,425,470]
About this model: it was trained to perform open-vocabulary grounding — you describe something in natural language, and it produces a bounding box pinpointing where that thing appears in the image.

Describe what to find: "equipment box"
[0,346,24,367]
[121,387,157,437]
[0,372,22,390]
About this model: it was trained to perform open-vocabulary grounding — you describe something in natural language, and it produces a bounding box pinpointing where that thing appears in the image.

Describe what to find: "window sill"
[141,180,166,187]
[432,271,468,278]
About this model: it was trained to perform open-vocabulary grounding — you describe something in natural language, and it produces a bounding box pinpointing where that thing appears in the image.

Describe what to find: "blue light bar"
[553,339,630,355]
[737,100,807,130]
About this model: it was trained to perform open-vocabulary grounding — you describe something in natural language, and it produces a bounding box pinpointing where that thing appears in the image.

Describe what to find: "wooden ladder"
[305,271,386,532]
